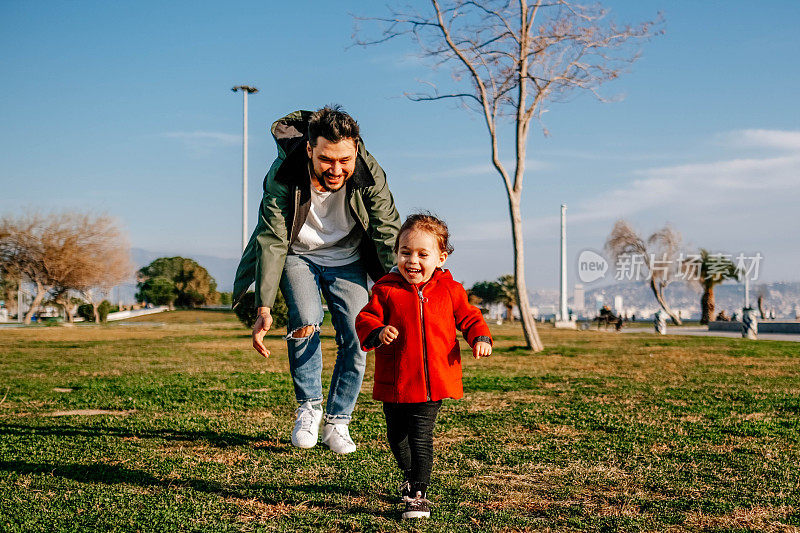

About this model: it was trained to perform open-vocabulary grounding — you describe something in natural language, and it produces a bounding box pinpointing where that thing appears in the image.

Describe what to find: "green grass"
[1,310,799,531]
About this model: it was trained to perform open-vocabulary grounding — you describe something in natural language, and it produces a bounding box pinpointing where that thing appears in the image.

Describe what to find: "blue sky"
[2,1,799,291]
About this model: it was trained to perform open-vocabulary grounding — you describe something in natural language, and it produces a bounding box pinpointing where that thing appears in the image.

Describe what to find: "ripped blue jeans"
[279,254,369,424]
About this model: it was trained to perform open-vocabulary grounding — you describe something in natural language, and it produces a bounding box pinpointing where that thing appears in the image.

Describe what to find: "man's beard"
[311,166,347,192]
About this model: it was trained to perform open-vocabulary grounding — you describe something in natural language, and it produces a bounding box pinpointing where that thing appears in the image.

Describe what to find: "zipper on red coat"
[418,286,431,401]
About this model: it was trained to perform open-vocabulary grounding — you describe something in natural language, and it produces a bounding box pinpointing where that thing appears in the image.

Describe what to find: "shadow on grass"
[0,423,260,448]
[502,345,535,353]
[0,460,395,517]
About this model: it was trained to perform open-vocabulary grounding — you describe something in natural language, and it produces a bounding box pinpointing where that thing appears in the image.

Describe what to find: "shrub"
[136,257,218,308]
[76,302,117,323]
[98,300,112,323]
[234,291,288,330]
[219,292,232,306]
[77,303,95,322]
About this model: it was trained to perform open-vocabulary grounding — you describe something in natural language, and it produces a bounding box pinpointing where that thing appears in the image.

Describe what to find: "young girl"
[356,213,492,519]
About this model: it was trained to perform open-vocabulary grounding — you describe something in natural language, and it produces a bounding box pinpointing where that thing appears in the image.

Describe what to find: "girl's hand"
[473,341,492,359]
[379,325,399,345]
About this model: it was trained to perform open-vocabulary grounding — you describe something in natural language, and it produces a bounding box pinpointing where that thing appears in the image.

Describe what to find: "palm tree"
[691,249,739,325]
[497,275,518,323]
[470,280,501,308]
[471,275,518,322]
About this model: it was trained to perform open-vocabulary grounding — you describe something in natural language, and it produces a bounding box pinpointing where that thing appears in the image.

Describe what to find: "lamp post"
[555,204,575,328]
[560,204,567,320]
[744,274,750,309]
[232,85,259,252]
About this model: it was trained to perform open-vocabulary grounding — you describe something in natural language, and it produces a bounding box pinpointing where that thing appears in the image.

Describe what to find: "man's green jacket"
[232,110,401,310]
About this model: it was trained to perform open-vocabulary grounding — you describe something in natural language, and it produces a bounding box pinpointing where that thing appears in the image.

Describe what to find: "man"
[233,106,400,454]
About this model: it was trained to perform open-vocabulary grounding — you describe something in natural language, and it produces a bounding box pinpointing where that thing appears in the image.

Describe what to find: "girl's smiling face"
[397,229,448,285]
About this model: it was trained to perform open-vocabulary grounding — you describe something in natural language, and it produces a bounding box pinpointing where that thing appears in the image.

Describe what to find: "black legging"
[382,400,442,494]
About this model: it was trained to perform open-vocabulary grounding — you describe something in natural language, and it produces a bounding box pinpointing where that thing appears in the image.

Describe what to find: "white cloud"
[722,129,800,151]
[427,129,800,283]
[428,127,800,249]
[571,151,800,224]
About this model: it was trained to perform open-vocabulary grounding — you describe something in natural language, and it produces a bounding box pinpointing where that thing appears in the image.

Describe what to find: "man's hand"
[473,341,492,359]
[378,325,399,345]
[253,307,273,358]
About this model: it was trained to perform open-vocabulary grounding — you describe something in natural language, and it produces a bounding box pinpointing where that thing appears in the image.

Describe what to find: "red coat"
[356,269,492,403]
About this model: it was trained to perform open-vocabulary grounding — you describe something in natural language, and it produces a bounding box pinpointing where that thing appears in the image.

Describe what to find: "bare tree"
[356,1,662,351]
[0,212,131,324]
[0,264,20,318]
[1,213,51,323]
[51,213,132,323]
[605,219,682,325]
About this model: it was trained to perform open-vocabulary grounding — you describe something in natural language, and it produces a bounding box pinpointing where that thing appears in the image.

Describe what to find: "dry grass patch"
[233,498,311,522]
[236,409,278,421]
[184,340,245,352]
[45,409,135,417]
[191,446,253,466]
[650,442,672,454]
[664,399,689,407]
[683,505,798,532]
[0,328,168,343]
[466,390,553,407]
[594,502,642,518]
[705,443,737,454]
[438,427,477,444]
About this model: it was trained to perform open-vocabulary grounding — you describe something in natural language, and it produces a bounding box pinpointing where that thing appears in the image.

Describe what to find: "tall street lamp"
[555,204,575,329]
[232,85,259,252]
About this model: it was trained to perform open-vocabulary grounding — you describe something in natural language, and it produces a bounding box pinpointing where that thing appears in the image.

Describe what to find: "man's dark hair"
[308,105,360,147]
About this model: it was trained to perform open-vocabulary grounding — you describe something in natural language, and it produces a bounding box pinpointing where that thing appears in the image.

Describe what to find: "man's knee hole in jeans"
[285,324,321,340]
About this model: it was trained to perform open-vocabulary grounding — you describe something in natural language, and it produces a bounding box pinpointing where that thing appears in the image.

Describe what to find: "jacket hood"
[270,110,313,161]
[268,110,374,191]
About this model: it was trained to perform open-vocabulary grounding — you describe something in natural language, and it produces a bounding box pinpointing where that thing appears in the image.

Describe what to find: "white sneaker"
[321,422,356,454]
[291,403,322,449]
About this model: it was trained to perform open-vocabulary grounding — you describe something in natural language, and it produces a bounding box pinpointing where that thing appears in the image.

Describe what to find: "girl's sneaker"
[399,480,412,501]
[402,491,431,519]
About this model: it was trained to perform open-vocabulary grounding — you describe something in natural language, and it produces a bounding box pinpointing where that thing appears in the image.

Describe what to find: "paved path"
[622,326,800,343]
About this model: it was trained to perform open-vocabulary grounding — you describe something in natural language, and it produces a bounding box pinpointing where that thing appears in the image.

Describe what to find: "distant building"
[614,295,623,314]
[573,284,585,313]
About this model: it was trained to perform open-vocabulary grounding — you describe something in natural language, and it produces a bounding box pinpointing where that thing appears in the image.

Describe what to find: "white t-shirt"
[290,184,361,266]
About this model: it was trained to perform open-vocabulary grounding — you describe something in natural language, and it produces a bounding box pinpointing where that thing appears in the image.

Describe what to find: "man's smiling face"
[307,137,357,192]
